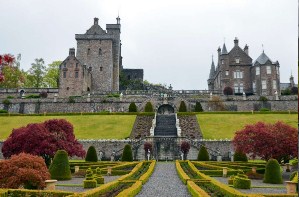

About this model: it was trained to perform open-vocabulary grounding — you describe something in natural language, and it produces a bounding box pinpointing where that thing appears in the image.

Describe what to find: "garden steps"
[154,114,177,136]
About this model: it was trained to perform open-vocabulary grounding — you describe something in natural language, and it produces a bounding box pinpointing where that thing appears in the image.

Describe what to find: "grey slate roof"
[209,59,216,78]
[254,51,272,65]
[221,43,228,54]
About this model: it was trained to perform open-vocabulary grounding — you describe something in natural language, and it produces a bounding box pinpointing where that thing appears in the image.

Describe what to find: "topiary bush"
[263,159,283,184]
[233,150,248,162]
[197,146,209,161]
[83,180,97,188]
[129,102,137,112]
[144,102,154,112]
[194,102,203,112]
[121,144,133,161]
[179,101,187,112]
[233,176,251,189]
[49,150,72,180]
[85,146,98,162]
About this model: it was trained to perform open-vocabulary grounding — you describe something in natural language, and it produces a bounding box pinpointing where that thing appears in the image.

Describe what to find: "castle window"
[75,71,79,78]
[276,67,279,75]
[63,71,66,78]
[67,87,69,90]
[256,67,260,75]
[273,80,277,90]
[225,70,229,76]
[64,64,66,68]
[266,66,271,74]
[233,70,243,79]
[239,83,243,93]
[99,48,102,55]
[221,60,224,65]
[234,83,239,93]
[253,82,256,92]
[262,80,267,90]
[100,67,103,71]
[76,63,78,68]
[87,48,90,55]
[235,58,240,64]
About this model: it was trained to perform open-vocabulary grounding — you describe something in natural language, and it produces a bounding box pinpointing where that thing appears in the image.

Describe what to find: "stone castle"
[208,38,295,96]
[59,17,143,97]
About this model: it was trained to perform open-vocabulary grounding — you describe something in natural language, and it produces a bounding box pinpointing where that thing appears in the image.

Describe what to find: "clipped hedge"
[139,161,156,184]
[49,150,71,180]
[8,189,73,197]
[200,170,239,177]
[116,180,142,197]
[75,180,120,196]
[234,151,248,162]
[118,162,143,181]
[175,160,190,184]
[83,180,97,188]
[121,144,133,161]
[233,176,251,189]
[0,190,7,197]
[187,180,210,197]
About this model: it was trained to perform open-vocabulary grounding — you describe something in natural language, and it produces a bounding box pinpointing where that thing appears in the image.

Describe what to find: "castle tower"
[75,17,121,92]
[290,74,295,88]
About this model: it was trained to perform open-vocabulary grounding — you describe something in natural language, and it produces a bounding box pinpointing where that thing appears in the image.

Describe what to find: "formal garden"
[0,110,297,196]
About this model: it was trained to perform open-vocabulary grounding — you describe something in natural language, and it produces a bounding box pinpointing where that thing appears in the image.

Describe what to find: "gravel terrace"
[56,176,120,193]
[136,162,191,197]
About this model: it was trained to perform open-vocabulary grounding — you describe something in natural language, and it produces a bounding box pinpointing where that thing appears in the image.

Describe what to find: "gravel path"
[136,162,191,197]
[56,176,120,193]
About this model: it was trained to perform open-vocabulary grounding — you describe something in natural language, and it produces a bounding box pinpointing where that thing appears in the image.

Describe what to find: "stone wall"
[0,139,232,161]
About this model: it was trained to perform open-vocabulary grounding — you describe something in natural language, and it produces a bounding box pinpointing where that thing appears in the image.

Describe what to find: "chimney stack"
[244,44,249,55]
[94,17,99,25]
[69,48,75,56]
[234,37,239,46]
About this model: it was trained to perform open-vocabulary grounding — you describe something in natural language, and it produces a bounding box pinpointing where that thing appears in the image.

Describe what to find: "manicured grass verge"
[197,114,297,139]
[0,115,136,140]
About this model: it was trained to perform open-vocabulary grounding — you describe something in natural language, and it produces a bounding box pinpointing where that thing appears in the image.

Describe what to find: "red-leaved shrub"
[0,153,50,189]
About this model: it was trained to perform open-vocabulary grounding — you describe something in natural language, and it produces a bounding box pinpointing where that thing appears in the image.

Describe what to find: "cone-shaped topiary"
[85,146,98,162]
[121,144,133,161]
[144,102,154,112]
[197,146,209,161]
[194,102,203,112]
[179,101,187,112]
[233,150,248,162]
[263,159,283,184]
[49,150,71,180]
[129,102,137,112]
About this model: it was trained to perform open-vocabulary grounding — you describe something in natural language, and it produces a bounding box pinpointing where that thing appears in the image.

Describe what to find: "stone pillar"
[285,163,290,172]
[45,180,57,190]
[75,166,79,173]
[252,167,257,173]
[107,166,112,176]
[275,91,279,100]
[87,94,91,102]
[209,92,213,100]
[21,93,25,99]
[120,92,123,102]
[53,93,58,102]
[222,167,228,177]
[285,181,297,194]
[242,92,246,100]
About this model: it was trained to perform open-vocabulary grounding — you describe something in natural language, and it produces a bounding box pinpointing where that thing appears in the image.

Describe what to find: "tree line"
[0,54,61,88]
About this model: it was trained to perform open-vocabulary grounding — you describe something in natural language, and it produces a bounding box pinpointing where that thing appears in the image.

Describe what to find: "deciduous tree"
[2,119,86,165]
[180,141,190,160]
[26,58,46,88]
[44,60,61,88]
[233,121,297,162]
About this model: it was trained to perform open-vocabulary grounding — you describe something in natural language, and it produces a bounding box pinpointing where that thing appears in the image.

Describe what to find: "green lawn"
[0,115,136,140]
[197,114,298,140]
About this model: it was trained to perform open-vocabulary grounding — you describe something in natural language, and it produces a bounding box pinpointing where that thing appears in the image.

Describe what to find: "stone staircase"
[154,114,177,136]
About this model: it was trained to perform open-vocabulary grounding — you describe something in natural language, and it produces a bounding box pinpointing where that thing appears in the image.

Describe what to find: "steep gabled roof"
[85,18,106,35]
[254,51,273,65]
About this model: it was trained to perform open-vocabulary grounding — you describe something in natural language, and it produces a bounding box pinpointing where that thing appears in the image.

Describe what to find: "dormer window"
[235,58,240,64]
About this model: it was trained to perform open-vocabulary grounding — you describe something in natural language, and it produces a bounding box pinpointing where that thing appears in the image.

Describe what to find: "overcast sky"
[0,0,297,90]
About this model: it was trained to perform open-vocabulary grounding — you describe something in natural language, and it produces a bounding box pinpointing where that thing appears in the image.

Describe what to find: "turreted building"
[59,17,143,97]
[208,38,280,96]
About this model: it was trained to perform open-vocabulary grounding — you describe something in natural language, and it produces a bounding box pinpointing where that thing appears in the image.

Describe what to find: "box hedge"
[233,176,251,189]
[83,180,97,188]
